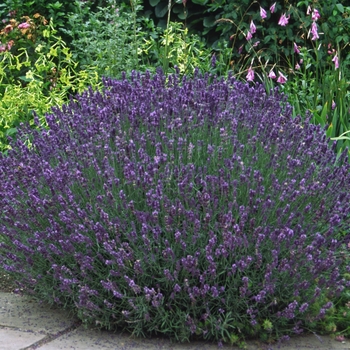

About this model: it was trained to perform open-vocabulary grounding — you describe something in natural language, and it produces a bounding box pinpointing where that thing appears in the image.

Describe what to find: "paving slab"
[267,333,349,350]
[35,324,350,350]
[0,292,78,334]
[0,327,45,350]
[36,325,254,350]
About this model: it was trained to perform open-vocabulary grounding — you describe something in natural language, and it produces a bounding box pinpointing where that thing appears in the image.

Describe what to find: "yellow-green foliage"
[0,22,101,153]
[141,21,211,75]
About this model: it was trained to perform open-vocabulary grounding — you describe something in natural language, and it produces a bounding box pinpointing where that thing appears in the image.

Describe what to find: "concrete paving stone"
[0,327,45,350]
[35,324,350,350]
[267,333,350,350]
[38,325,244,350]
[0,292,78,334]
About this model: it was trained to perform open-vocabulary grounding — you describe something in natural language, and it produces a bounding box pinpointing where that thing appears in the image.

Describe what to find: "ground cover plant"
[1,70,350,346]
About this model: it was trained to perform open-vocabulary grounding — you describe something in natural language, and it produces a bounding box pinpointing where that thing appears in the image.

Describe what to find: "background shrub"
[62,0,142,79]
[0,12,49,90]
[0,21,101,154]
[1,70,350,345]
[141,0,350,63]
[61,0,223,78]
[140,21,217,76]
[0,0,76,38]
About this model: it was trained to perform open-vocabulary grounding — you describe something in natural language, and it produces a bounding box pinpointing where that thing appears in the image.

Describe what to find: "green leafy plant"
[141,0,232,77]
[301,1,350,53]
[62,0,145,79]
[145,0,190,29]
[0,21,101,154]
[0,12,49,89]
[0,0,76,37]
[141,21,214,76]
[211,1,350,161]
[0,12,48,43]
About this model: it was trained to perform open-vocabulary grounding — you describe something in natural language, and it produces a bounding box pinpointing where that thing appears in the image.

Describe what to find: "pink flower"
[18,22,31,29]
[260,6,267,19]
[295,63,300,70]
[253,41,260,47]
[332,100,336,110]
[246,30,253,41]
[293,42,300,54]
[332,54,339,69]
[311,22,319,40]
[270,2,276,13]
[306,6,311,15]
[268,70,276,79]
[0,45,6,53]
[327,43,335,55]
[278,13,290,26]
[250,20,256,34]
[277,71,287,83]
[238,45,243,54]
[299,59,303,64]
[312,9,321,21]
[246,67,255,82]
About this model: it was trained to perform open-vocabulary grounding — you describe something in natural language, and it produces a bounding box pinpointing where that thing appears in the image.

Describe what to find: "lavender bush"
[1,69,350,345]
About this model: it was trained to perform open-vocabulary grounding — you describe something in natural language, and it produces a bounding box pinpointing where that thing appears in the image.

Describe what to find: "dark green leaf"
[336,3,344,13]
[149,0,160,7]
[336,35,344,43]
[18,76,33,82]
[321,22,329,35]
[49,1,63,9]
[172,5,183,14]
[177,12,187,20]
[155,2,169,18]
[263,35,272,44]
[191,0,209,4]
[203,16,216,28]
[5,128,17,136]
